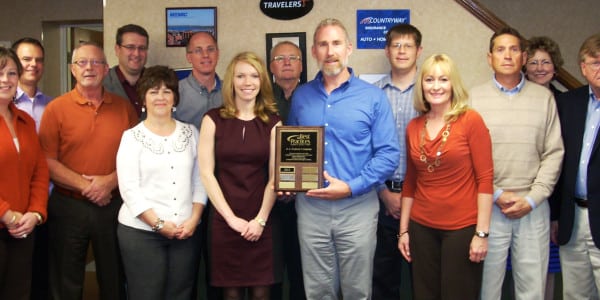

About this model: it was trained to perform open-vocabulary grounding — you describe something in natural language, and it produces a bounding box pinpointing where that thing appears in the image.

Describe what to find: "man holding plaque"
[287,18,400,300]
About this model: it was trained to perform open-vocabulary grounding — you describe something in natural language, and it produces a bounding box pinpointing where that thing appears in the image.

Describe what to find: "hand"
[550,221,559,245]
[276,192,296,203]
[158,220,180,239]
[469,236,488,263]
[379,189,402,219]
[501,196,532,219]
[176,218,199,240]
[8,212,35,239]
[241,219,264,242]
[81,174,115,205]
[398,232,412,262]
[305,171,351,200]
[3,211,22,230]
[496,191,516,210]
[225,215,250,234]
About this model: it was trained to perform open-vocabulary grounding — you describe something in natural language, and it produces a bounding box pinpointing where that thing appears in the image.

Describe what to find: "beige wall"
[478,0,600,84]
[0,0,102,41]
[104,0,494,88]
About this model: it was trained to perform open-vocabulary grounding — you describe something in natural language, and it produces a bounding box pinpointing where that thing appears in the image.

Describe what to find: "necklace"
[419,119,451,172]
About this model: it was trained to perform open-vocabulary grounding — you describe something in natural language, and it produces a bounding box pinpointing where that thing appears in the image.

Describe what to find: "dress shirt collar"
[493,72,526,96]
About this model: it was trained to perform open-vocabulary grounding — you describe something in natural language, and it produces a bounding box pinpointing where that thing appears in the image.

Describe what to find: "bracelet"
[32,212,43,225]
[396,231,409,239]
[151,218,164,232]
[5,213,16,226]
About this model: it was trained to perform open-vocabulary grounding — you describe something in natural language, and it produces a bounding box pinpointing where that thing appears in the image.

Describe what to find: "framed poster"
[166,7,217,47]
[265,32,308,84]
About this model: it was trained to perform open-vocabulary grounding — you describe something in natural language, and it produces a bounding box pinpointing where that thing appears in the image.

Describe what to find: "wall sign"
[356,9,410,49]
[260,0,313,20]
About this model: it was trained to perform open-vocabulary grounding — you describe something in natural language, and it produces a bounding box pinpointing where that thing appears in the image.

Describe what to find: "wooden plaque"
[275,126,324,191]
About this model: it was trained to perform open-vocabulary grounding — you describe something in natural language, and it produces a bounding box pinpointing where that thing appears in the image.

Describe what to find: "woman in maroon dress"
[198,51,282,300]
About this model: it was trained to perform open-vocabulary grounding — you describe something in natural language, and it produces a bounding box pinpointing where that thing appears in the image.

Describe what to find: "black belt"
[54,186,87,200]
[385,180,403,193]
[54,186,120,201]
[575,198,588,208]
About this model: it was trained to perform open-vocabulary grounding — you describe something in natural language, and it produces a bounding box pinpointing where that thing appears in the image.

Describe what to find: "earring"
[172,107,177,112]
[141,107,146,112]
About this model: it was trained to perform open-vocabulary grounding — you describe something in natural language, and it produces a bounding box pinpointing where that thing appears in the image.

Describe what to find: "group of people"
[0,16,599,300]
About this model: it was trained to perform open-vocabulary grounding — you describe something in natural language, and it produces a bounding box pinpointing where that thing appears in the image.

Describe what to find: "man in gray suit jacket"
[103,24,149,119]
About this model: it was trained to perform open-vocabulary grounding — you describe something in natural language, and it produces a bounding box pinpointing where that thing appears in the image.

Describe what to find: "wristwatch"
[475,231,489,238]
[151,218,164,232]
[255,217,266,227]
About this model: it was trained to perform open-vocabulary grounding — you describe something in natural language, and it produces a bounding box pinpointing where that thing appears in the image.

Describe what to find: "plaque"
[275,126,324,191]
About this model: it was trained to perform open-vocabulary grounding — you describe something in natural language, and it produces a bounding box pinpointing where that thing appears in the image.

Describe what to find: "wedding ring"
[22,233,27,238]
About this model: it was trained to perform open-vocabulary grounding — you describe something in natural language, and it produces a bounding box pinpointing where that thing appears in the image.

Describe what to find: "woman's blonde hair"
[414,53,469,122]
[220,51,278,123]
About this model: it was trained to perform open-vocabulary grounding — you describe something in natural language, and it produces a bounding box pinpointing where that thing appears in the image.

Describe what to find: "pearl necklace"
[419,119,451,172]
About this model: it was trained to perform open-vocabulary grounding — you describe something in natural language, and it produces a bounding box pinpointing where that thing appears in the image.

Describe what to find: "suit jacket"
[102,66,128,100]
[551,85,600,247]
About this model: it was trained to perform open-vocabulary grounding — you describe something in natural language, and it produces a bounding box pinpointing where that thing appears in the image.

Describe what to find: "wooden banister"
[454,0,584,90]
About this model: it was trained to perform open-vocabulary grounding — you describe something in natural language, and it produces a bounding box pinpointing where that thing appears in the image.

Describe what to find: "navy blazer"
[551,85,600,247]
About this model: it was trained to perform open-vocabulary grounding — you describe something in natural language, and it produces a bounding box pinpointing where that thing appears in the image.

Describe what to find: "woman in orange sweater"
[398,54,493,299]
[0,47,49,299]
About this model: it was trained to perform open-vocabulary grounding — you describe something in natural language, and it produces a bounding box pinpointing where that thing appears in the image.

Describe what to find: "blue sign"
[356,10,410,49]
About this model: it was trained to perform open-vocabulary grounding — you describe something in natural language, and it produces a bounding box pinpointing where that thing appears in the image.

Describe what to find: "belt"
[54,186,87,200]
[54,186,121,200]
[385,180,403,193]
[575,197,588,208]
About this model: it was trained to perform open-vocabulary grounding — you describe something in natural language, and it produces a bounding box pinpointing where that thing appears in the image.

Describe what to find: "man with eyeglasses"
[175,31,222,129]
[371,23,422,300]
[551,32,600,299]
[103,24,149,119]
[39,42,137,300]
[268,40,306,300]
[174,30,223,300]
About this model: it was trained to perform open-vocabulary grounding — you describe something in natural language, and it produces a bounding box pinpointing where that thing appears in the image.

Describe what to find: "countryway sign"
[260,0,313,20]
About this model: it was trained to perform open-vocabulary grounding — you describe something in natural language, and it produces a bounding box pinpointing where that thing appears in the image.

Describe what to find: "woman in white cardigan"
[115,65,207,300]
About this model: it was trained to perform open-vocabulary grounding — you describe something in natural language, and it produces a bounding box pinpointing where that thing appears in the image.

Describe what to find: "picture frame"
[266,32,308,84]
[166,7,217,47]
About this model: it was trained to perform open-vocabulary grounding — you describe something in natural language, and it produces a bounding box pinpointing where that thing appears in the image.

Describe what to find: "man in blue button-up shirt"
[288,18,400,300]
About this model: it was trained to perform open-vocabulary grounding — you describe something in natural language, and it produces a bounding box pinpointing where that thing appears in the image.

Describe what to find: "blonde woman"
[198,52,282,300]
[398,54,493,299]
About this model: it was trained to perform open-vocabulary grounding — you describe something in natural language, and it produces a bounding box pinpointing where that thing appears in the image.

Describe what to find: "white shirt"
[116,120,207,231]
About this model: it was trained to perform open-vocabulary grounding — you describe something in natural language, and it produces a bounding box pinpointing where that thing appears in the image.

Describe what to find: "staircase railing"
[454,0,584,90]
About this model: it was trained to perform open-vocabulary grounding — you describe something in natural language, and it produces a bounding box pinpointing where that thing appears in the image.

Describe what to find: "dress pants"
[372,222,411,299]
[409,221,482,300]
[560,205,600,299]
[481,201,550,300]
[118,223,201,300]
[48,191,125,300]
[271,199,306,300]
[0,229,35,300]
[296,190,378,300]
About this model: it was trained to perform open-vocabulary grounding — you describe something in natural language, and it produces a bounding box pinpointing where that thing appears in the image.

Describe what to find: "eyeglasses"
[187,47,217,55]
[119,44,148,52]
[390,43,416,50]
[72,59,106,67]
[272,55,301,63]
[527,60,553,68]
[584,61,600,71]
